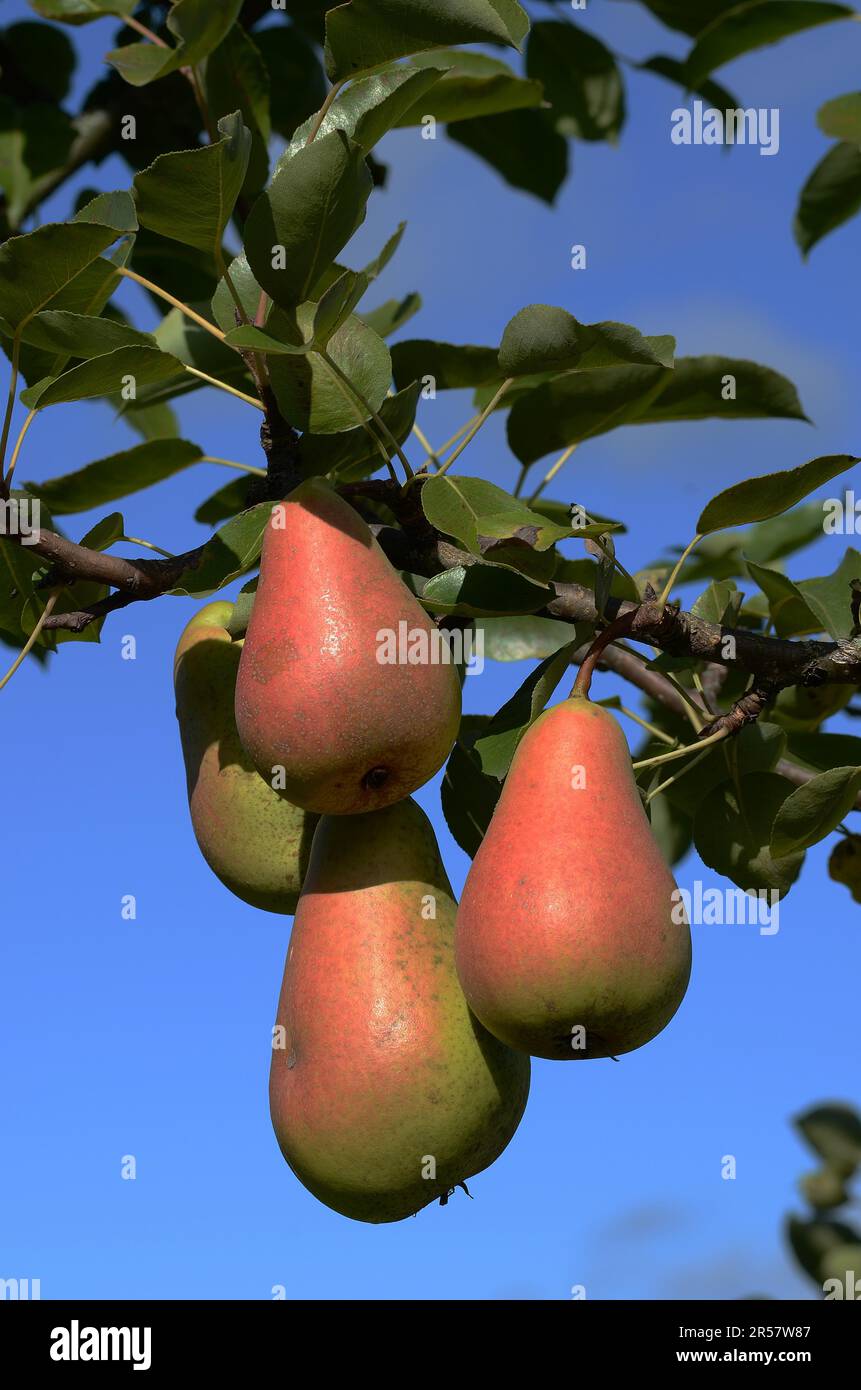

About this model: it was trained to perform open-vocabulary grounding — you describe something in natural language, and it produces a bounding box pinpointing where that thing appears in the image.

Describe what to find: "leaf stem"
[633,725,729,772]
[116,267,227,343]
[645,741,720,803]
[4,408,37,488]
[183,366,265,411]
[604,703,678,745]
[0,334,21,491]
[431,379,514,479]
[122,535,175,558]
[201,455,267,478]
[320,350,414,480]
[124,15,169,47]
[527,443,577,505]
[0,590,59,693]
[658,533,702,606]
[305,80,346,145]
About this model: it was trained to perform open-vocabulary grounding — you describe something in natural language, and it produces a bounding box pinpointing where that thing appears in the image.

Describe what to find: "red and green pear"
[174,601,317,914]
[456,697,692,1060]
[235,478,461,815]
[270,798,530,1222]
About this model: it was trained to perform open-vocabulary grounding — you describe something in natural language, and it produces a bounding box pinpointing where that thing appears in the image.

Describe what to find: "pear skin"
[269,799,530,1222]
[174,601,317,914]
[456,698,691,1060]
[234,479,462,815]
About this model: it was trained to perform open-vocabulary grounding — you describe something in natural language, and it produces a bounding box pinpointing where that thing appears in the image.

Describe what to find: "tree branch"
[10,490,861,703]
[582,638,861,811]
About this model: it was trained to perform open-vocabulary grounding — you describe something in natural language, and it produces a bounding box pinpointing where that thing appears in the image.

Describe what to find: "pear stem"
[572,610,637,699]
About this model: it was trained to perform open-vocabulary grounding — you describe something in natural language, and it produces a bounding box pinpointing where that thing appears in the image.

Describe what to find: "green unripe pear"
[174,601,317,913]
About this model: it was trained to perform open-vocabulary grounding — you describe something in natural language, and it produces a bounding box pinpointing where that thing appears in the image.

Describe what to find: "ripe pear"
[269,799,530,1223]
[456,697,691,1060]
[234,478,461,815]
[174,601,317,914]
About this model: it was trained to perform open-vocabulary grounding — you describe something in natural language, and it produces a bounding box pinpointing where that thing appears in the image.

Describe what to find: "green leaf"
[107,0,243,87]
[391,337,499,390]
[794,142,861,257]
[772,682,855,733]
[255,23,327,141]
[0,218,127,334]
[420,564,550,616]
[638,54,740,117]
[170,502,273,596]
[473,644,575,778]
[324,0,529,83]
[19,310,155,358]
[25,439,204,514]
[245,131,372,310]
[448,107,568,203]
[795,1104,861,1174]
[28,0,137,22]
[289,67,446,155]
[499,305,672,376]
[511,347,779,463]
[421,474,611,559]
[662,720,785,818]
[771,766,861,857]
[744,558,819,637]
[441,729,502,858]
[787,732,861,773]
[787,1215,861,1285]
[123,398,179,442]
[476,615,583,661]
[0,99,76,228]
[359,293,422,337]
[204,22,272,195]
[298,381,419,478]
[78,511,125,551]
[697,455,857,535]
[267,309,392,434]
[647,793,693,868]
[694,772,805,895]
[526,20,625,142]
[690,578,741,625]
[395,56,542,125]
[22,345,184,410]
[684,1,854,86]
[818,92,861,144]
[211,252,262,334]
[507,363,670,465]
[796,546,861,639]
[617,1,741,38]
[194,476,250,526]
[134,111,250,259]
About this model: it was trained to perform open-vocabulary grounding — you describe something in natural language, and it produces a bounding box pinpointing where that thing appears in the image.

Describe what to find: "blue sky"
[2,1,860,1300]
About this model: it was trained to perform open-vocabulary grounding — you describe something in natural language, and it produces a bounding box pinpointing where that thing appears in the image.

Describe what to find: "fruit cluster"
[175,480,691,1223]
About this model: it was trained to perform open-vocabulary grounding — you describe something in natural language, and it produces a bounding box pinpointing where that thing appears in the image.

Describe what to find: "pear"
[235,478,461,815]
[174,601,317,914]
[456,697,691,1060]
[269,799,530,1223]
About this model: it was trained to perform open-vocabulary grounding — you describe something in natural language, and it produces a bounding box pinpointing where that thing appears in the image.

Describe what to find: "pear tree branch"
[2,483,857,709]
